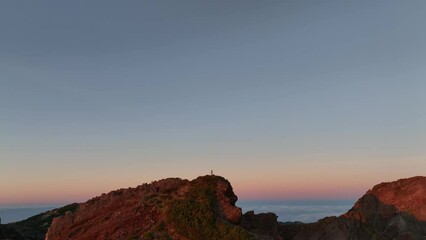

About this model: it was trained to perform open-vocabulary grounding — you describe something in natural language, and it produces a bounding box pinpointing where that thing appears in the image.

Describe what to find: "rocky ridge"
[283,176,426,240]
[0,175,424,240]
[45,175,254,240]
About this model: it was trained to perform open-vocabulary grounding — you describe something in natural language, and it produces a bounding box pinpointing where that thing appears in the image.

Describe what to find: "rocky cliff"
[45,175,255,240]
[345,176,426,222]
[282,176,426,240]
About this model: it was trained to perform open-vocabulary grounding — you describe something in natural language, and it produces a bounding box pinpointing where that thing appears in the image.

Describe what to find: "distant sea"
[238,199,356,223]
[0,204,64,224]
[0,200,355,224]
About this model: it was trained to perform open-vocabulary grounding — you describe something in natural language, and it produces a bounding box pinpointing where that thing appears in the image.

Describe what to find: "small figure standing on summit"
[211,170,214,176]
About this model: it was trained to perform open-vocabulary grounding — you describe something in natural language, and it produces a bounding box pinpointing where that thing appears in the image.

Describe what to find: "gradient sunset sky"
[1,1,425,205]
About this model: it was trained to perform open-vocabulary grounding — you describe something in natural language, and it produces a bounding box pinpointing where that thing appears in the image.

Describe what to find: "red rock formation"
[344,176,426,222]
[45,176,246,240]
[213,177,242,224]
[284,176,426,240]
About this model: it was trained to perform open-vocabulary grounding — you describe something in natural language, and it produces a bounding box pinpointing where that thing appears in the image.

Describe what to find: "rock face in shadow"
[281,176,426,240]
[0,224,25,240]
[241,211,282,240]
[45,175,253,240]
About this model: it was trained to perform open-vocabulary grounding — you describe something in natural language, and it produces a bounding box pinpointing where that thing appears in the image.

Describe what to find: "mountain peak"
[45,175,250,240]
[345,176,426,222]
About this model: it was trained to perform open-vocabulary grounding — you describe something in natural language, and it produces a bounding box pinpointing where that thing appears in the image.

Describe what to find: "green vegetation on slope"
[167,176,254,240]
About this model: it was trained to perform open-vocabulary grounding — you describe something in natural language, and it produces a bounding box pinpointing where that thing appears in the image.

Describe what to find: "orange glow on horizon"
[1,163,423,205]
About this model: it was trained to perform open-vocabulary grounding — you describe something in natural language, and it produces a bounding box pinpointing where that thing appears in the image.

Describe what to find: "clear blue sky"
[1,1,425,204]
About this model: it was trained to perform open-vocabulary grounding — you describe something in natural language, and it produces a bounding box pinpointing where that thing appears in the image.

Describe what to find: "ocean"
[238,199,356,223]
[0,200,355,224]
[0,204,64,224]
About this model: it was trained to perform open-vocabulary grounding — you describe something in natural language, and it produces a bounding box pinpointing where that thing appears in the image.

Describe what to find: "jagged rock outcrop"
[45,175,253,240]
[344,176,426,222]
[282,176,426,240]
[241,211,282,240]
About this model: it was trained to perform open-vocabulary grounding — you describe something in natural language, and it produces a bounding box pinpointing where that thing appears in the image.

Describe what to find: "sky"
[1,1,425,205]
